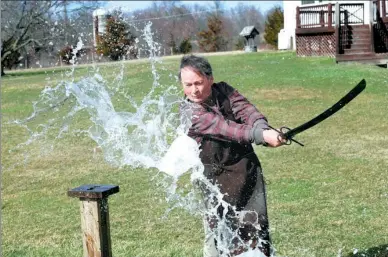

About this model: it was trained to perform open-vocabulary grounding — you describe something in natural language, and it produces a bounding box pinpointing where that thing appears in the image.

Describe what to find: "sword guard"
[279,126,292,145]
[269,125,305,147]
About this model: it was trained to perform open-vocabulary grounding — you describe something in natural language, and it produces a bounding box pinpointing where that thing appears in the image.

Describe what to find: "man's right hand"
[262,129,286,147]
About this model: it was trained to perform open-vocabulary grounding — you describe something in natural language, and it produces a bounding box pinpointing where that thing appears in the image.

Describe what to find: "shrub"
[58,46,77,64]
[179,38,192,54]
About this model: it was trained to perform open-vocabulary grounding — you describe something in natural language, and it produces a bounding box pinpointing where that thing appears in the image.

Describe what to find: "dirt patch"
[252,87,319,101]
[324,135,388,162]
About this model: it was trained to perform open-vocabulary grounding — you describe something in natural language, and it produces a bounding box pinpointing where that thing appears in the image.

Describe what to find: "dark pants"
[200,161,271,257]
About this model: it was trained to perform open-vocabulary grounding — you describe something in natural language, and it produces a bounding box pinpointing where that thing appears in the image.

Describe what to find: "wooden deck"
[295,1,388,65]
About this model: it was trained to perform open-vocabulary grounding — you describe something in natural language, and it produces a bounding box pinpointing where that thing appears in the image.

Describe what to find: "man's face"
[180,67,213,103]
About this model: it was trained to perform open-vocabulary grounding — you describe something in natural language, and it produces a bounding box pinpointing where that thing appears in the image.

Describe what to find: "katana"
[269,79,367,146]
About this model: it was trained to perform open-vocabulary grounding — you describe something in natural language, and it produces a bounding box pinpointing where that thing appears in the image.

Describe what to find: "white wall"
[281,1,301,50]
[92,9,109,47]
[279,0,372,50]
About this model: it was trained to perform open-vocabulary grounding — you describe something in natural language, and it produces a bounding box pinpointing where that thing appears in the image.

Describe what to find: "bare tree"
[129,1,197,55]
[56,0,101,47]
[228,3,265,49]
[230,3,265,33]
[0,1,64,75]
[1,0,103,74]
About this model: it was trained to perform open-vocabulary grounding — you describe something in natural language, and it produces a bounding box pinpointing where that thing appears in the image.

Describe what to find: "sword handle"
[268,125,304,147]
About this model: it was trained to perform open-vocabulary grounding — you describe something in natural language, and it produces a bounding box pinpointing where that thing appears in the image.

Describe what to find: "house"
[279,0,388,65]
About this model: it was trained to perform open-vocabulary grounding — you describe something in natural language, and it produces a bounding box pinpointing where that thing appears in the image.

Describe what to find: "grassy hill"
[2,51,388,257]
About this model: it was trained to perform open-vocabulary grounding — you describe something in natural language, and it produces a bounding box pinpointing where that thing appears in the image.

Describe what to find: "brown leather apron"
[192,83,270,256]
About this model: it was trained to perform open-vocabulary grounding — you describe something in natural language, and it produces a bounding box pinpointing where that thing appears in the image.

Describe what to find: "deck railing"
[373,0,388,53]
[336,4,365,55]
[296,3,365,30]
[338,3,365,25]
[296,4,335,29]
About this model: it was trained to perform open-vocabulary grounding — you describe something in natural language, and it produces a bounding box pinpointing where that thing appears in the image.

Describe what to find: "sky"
[102,1,283,14]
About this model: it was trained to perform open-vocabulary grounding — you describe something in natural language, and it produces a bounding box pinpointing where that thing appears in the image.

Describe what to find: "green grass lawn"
[2,51,388,257]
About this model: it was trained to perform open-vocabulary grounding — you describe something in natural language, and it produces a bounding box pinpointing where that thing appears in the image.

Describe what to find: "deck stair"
[337,25,388,64]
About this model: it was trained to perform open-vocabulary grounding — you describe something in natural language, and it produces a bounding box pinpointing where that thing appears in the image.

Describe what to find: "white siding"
[282,1,301,50]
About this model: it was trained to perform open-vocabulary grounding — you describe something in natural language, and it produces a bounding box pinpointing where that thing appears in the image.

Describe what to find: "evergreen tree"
[96,16,137,61]
[179,38,192,54]
[197,15,228,52]
[264,6,284,49]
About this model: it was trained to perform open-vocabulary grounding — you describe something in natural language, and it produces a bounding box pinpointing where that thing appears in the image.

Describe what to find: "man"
[179,55,285,257]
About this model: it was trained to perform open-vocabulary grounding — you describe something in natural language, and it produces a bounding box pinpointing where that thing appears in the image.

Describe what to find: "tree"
[1,1,61,75]
[230,3,265,33]
[264,6,284,49]
[197,15,228,52]
[2,47,22,70]
[59,1,101,47]
[228,3,265,49]
[179,38,192,54]
[130,2,196,55]
[1,1,103,73]
[234,38,245,50]
[58,45,80,64]
[167,32,179,55]
[96,15,137,61]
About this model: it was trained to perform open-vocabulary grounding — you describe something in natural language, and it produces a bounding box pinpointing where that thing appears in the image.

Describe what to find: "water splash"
[9,23,181,170]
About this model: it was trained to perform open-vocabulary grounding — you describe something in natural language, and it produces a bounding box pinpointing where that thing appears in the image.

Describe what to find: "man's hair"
[179,55,213,80]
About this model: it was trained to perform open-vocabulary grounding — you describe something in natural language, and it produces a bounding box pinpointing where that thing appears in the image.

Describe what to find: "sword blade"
[283,79,366,140]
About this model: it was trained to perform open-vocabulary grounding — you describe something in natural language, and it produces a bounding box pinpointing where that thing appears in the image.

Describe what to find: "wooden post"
[370,0,375,53]
[382,0,386,18]
[296,6,301,29]
[335,2,341,56]
[68,184,119,257]
[320,10,325,27]
[328,4,333,29]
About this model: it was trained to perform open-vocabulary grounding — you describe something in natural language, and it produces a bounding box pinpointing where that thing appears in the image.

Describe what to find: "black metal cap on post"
[68,184,119,257]
[68,184,119,199]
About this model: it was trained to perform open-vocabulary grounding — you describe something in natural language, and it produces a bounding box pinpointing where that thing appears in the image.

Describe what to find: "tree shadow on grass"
[345,244,388,257]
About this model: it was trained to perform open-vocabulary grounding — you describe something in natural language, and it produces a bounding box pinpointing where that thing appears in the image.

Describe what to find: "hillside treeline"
[0,0,283,75]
